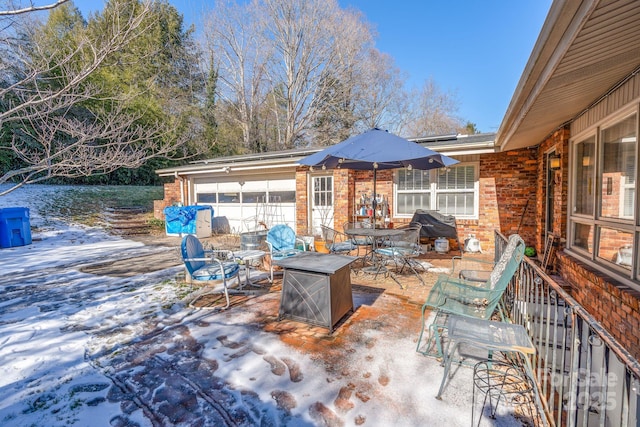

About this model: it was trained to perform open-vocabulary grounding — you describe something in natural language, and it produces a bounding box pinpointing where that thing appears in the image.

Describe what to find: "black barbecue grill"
[410,209,460,249]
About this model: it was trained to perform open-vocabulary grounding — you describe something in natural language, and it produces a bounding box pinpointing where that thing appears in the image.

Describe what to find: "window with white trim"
[395,163,478,218]
[568,110,639,283]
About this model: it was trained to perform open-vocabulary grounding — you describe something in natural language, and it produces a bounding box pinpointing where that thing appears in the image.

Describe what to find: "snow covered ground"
[0,185,527,426]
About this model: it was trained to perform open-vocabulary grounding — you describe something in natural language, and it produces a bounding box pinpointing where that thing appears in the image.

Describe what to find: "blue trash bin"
[0,207,32,248]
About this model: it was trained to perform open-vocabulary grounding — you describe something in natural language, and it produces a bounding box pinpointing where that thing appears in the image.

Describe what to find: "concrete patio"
[1,224,539,426]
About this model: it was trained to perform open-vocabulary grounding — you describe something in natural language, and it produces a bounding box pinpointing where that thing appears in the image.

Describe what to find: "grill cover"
[410,209,458,239]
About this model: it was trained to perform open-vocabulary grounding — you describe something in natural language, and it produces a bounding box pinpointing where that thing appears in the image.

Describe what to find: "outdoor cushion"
[376,246,414,257]
[329,241,356,253]
[271,249,301,260]
[192,261,240,281]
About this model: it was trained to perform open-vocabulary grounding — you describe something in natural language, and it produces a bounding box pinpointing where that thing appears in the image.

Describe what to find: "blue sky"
[77,0,552,134]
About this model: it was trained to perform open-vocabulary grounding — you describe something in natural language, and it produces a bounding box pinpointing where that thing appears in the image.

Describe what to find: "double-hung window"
[395,163,478,218]
[568,110,638,283]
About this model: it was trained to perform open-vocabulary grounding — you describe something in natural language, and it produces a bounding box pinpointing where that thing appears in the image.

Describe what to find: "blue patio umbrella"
[299,128,459,225]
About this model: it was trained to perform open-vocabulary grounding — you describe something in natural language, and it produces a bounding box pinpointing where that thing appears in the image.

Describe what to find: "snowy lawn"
[0,185,529,426]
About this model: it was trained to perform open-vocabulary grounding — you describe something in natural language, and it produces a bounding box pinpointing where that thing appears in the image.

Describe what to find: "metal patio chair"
[180,235,241,310]
[266,224,307,283]
[374,222,425,285]
[343,221,374,265]
[320,224,357,255]
[416,234,526,358]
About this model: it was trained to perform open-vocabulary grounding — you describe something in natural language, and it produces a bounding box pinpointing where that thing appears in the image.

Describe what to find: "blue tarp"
[164,205,213,235]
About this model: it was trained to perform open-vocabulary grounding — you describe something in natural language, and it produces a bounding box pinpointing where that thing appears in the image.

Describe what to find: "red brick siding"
[291,149,540,252]
[153,179,184,220]
[332,168,351,231]
[295,169,308,235]
[559,252,640,360]
[451,148,539,252]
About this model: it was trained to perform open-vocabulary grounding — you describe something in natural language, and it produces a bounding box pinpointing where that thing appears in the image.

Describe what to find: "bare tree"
[203,0,272,153]
[261,0,372,149]
[4,101,183,191]
[0,0,68,16]
[353,48,409,135]
[0,0,194,195]
[404,77,463,137]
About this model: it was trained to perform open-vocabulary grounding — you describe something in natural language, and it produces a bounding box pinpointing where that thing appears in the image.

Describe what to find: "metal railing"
[496,231,640,427]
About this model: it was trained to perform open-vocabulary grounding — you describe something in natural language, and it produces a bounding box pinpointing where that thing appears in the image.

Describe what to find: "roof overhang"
[155,148,320,177]
[156,134,496,178]
[496,0,640,151]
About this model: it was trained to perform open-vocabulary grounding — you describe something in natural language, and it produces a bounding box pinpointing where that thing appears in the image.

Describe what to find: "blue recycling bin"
[0,207,32,248]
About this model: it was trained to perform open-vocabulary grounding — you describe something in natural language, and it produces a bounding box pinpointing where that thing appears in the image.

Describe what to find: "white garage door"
[194,175,296,234]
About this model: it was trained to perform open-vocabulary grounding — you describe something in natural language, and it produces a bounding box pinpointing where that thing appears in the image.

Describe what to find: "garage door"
[194,175,296,234]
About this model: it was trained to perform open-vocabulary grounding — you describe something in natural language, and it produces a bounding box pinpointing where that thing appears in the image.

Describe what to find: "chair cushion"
[271,249,302,260]
[330,241,356,253]
[376,247,414,257]
[192,261,240,281]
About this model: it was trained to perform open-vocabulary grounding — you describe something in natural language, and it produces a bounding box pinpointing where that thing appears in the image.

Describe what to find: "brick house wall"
[451,149,539,253]
[153,179,184,220]
[295,169,308,234]
[292,147,540,253]
[559,252,640,359]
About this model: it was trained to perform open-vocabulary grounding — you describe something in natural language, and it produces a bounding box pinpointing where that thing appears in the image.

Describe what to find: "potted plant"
[312,207,332,253]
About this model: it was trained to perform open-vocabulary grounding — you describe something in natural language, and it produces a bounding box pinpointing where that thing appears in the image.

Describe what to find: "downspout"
[175,171,185,206]
[187,176,192,205]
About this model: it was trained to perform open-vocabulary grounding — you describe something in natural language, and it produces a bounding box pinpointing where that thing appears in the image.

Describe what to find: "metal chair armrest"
[295,237,307,251]
[450,255,495,275]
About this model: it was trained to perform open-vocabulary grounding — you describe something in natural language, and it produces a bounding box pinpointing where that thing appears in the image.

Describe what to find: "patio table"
[232,249,266,288]
[344,228,404,270]
[437,315,547,425]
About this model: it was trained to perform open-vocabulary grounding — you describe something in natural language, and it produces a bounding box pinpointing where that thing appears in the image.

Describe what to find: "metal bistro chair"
[180,235,242,310]
[375,222,425,285]
[416,234,526,358]
[266,224,307,283]
[343,221,374,266]
[320,224,357,255]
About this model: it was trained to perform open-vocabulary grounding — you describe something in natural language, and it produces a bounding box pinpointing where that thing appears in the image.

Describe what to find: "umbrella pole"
[372,170,377,228]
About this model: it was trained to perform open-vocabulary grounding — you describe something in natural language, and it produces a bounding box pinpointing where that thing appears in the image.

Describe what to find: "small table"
[437,315,546,425]
[274,252,356,333]
[232,249,266,288]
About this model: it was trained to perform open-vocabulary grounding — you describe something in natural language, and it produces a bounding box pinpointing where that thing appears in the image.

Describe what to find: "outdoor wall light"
[549,153,561,170]
[322,164,326,170]
[407,164,413,171]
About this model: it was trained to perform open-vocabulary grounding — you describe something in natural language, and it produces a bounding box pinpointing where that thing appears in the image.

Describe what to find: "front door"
[310,175,334,237]
[545,151,556,237]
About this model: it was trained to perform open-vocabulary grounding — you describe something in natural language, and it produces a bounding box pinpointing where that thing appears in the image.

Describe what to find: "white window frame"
[567,104,640,288]
[393,162,479,219]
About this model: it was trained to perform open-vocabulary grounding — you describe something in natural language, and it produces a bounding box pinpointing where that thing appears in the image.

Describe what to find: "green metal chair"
[416,234,525,358]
